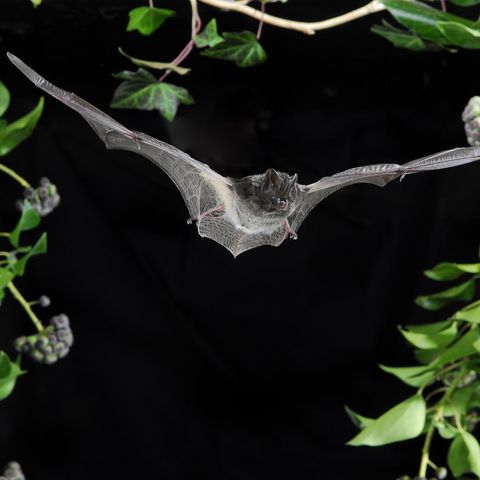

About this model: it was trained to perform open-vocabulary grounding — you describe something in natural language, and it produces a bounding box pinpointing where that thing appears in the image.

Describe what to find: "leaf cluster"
[347,258,480,478]
[374,0,480,51]
[0,81,46,402]
[112,9,267,122]
[0,81,43,157]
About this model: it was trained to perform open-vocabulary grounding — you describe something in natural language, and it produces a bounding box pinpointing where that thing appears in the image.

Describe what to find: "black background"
[1,1,480,479]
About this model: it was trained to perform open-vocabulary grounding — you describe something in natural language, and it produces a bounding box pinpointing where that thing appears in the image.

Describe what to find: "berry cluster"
[0,462,25,480]
[14,314,73,365]
[395,466,447,480]
[462,96,480,147]
[17,177,60,217]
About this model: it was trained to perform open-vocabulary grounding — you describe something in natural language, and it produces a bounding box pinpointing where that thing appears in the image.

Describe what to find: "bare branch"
[197,0,386,35]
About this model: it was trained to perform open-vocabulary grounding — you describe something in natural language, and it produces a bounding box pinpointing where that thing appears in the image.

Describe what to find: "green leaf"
[414,346,445,364]
[0,81,10,118]
[454,300,480,323]
[347,394,426,446]
[0,97,44,157]
[118,47,190,76]
[381,0,475,44]
[111,69,194,122]
[0,352,24,401]
[202,31,267,67]
[13,232,47,276]
[433,329,480,367]
[379,364,435,387]
[449,0,480,5]
[371,22,430,51]
[415,278,476,311]
[433,419,458,439]
[31,0,42,6]
[194,19,224,48]
[405,319,453,334]
[399,321,458,349]
[448,431,480,477]
[345,405,374,429]
[424,262,480,281]
[126,6,175,36]
[437,21,480,49]
[9,200,41,248]
[0,268,14,291]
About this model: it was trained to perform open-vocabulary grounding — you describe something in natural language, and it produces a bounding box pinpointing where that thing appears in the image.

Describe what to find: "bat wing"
[288,146,480,232]
[8,53,245,254]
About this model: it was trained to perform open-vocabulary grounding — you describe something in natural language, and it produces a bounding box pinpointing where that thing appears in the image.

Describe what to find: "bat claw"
[187,218,194,225]
[289,232,298,240]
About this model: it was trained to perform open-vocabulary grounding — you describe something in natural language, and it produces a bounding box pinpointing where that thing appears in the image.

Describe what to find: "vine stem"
[159,0,202,82]
[256,1,265,40]
[197,0,386,35]
[0,163,31,189]
[7,281,44,333]
[418,367,466,477]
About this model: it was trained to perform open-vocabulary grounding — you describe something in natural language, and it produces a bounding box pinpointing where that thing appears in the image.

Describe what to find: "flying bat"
[8,53,480,257]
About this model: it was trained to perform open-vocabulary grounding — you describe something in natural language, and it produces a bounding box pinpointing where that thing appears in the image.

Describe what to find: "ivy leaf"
[437,21,480,49]
[379,364,435,387]
[202,31,267,67]
[454,300,480,323]
[449,0,480,5]
[371,21,431,51]
[448,431,480,477]
[194,19,224,48]
[415,278,476,311]
[0,268,14,290]
[9,200,41,248]
[118,48,190,75]
[424,262,480,281]
[0,97,44,157]
[399,321,458,349]
[381,0,474,44]
[127,6,175,36]
[0,352,24,401]
[433,419,458,439]
[345,405,374,429]
[347,394,426,446]
[0,81,10,118]
[111,69,194,122]
[432,329,480,367]
[13,232,47,276]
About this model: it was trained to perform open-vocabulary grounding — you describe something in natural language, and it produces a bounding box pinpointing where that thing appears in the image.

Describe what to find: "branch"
[197,0,386,35]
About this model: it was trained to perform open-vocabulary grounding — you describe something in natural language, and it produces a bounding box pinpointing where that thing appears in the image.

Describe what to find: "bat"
[8,53,480,257]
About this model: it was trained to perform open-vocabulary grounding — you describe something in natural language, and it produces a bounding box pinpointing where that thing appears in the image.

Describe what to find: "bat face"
[233,169,302,218]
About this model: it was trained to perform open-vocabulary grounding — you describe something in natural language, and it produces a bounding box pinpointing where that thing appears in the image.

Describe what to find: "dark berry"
[51,314,69,329]
[23,188,35,200]
[39,177,50,187]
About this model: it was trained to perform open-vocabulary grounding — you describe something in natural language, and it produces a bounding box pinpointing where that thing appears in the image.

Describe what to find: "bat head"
[259,168,300,213]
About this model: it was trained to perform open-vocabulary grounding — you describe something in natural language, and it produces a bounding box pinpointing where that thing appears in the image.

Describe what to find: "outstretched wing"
[288,147,480,232]
[8,53,239,252]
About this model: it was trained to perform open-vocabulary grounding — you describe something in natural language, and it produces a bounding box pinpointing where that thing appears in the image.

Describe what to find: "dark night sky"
[1,1,480,479]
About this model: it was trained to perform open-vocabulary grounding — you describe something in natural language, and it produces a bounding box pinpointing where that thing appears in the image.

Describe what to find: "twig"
[160,0,202,82]
[7,281,44,332]
[197,0,386,35]
[256,1,265,40]
[0,163,31,189]
[149,0,154,8]
[440,0,446,12]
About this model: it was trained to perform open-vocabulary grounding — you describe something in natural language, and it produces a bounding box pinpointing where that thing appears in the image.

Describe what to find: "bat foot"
[186,218,193,225]
[284,219,298,240]
[289,232,298,240]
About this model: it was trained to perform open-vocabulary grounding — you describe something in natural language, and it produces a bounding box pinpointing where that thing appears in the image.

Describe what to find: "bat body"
[8,53,480,257]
